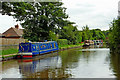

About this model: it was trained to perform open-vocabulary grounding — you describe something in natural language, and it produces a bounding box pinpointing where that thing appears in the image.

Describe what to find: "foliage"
[48,31,58,41]
[58,43,84,49]
[57,39,68,46]
[74,31,82,44]
[2,2,68,41]
[109,18,120,53]
[60,24,82,44]
[102,30,109,43]
[91,29,105,40]
[82,25,92,40]
[82,25,89,41]
[102,30,109,38]
[82,25,106,41]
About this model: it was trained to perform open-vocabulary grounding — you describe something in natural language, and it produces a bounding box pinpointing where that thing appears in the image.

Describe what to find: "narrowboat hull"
[17,41,59,59]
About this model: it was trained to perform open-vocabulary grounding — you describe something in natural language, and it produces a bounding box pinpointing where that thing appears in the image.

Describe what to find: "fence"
[0,38,26,50]
[0,38,26,46]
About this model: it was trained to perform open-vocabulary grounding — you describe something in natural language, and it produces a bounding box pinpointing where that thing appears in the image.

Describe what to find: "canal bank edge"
[1,43,84,61]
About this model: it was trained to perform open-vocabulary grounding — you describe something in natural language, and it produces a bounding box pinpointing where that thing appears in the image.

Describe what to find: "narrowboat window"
[54,43,56,48]
[39,43,43,50]
[50,43,52,48]
[20,43,30,52]
[32,45,36,51]
[36,45,39,50]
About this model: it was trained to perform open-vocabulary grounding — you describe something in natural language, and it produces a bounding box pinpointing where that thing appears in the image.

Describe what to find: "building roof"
[3,27,23,37]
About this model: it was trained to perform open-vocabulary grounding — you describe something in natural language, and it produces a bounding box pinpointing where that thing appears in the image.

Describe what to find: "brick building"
[2,24,23,39]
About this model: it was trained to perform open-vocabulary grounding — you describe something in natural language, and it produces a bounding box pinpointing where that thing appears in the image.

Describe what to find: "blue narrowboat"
[17,41,59,58]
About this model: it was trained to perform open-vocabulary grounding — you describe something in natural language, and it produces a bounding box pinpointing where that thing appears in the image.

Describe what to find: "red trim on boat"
[23,55,32,58]
[17,55,21,58]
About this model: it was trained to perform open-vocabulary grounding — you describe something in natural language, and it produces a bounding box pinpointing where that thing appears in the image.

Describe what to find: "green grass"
[1,48,18,56]
[58,43,84,49]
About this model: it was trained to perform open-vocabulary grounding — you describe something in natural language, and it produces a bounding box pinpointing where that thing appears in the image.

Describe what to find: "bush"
[57,39,68,45]
[48,31,58,41]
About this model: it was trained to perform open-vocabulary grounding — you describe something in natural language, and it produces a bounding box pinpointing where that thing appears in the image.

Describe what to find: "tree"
[60,24,75,44]
[82,25,91,41]
[81,25,106,41]
[109,18,120,53]
[1,2,68,41]
[74,31,82,44]
[98,31,105,40]
[82,31,88,42]
[90,29,105,40]
[48,31,58,41]
[59,24,82,44]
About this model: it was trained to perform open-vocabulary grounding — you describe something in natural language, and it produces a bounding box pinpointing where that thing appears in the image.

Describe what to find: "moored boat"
[83,40,94,47]
[17,41,59,58]
[93,40,103,45]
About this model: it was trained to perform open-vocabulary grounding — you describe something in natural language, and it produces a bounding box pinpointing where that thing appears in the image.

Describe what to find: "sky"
[0,0,119,33]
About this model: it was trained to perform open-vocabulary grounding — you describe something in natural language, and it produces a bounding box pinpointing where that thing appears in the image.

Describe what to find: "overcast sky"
[0,0,119,33]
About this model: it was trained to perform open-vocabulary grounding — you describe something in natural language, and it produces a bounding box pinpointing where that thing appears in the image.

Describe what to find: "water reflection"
[2,60,22,78]
[110,53,120,80]
[1,46,120,78]
[18,49,82,78]
[18,56,63,78]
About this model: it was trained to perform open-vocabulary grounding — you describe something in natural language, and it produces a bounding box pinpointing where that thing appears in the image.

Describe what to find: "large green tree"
[1,2,68,41]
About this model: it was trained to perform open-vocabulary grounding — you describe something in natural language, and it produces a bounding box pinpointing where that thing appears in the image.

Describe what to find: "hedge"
[57,39,68,45]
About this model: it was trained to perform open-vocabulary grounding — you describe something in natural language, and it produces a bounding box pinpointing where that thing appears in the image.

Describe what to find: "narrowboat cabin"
[17,41,59,58]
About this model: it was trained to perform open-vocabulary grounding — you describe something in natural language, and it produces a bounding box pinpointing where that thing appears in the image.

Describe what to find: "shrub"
[57,39,68,45]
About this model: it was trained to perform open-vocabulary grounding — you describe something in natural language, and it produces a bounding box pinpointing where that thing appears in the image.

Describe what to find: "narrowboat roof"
[20,41,56,44]
[32,41,56,43]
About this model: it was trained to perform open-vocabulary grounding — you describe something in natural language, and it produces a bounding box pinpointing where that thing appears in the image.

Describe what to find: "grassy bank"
[58,43,84,49]
[0,48,18,59]
[0,43,84,60]
[1,48,18,55]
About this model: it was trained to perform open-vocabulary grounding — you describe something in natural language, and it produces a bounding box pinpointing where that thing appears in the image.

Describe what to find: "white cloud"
[0,0,119,33]
[62,0,119,30]
[0,14,22,33]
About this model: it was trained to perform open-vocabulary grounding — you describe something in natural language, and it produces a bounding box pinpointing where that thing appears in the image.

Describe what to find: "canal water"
[1,45,120,79]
